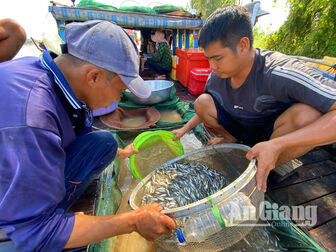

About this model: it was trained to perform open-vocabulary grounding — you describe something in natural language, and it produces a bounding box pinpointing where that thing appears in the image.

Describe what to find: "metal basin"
[125,80,174,105]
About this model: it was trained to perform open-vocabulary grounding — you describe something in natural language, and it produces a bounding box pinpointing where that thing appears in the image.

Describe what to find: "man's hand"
[133,203,176,241]
[117,143,139,159]
[171,128,187,141]
[171,115,202,141]
[65,203,175,248]
[246,140,282,192]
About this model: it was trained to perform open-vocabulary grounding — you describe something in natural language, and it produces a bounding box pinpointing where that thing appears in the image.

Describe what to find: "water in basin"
[122,116,147,128]
[159,110,183,122]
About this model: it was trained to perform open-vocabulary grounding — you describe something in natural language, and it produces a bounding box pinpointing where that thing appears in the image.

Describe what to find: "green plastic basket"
[129,130,184,179]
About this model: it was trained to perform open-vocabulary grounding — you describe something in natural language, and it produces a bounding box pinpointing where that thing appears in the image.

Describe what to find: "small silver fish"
[141,162,229,211]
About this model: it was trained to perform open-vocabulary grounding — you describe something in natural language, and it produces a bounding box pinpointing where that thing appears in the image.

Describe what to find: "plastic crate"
[176,49,210,87]
[188,68,212,95]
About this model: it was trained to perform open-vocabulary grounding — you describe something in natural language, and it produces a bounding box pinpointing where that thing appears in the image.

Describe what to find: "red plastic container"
[188,68,212,95]
[176,48,210,87]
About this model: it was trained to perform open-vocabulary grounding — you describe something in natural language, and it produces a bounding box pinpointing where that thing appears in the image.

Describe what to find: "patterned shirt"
[148,42,172,71]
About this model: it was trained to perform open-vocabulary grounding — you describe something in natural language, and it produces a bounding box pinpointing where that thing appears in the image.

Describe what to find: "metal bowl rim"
[124,80,174,93]
[129,143,258,218]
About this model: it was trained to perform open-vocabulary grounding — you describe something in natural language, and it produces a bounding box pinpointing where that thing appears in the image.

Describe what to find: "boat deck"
[71,81,336,251]
[175,80,336,251]
[268,145,336,251]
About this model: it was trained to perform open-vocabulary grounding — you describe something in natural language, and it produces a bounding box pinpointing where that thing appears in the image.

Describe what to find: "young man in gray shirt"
[173,4,336,193]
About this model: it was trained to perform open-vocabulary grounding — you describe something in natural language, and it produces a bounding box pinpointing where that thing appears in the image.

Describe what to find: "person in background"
[141,29,172,79]
[0,18,26,62]
[0,20,176,252]
[244,1,269,25]
[172,4,336,193]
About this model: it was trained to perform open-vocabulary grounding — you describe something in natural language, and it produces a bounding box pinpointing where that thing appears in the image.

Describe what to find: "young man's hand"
[132,203,176,241]
[117,143,139,159]
[171,127,187,141]
[246,140,282,192]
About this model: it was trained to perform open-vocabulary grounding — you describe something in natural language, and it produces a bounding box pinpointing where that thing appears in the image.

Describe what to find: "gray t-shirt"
[204,48,336,127]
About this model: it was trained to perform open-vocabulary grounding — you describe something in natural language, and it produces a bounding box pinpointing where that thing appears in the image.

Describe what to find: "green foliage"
[190,0,335,57]
[253,27,268,49]
[191,0,236,19]
[261,0,336,58]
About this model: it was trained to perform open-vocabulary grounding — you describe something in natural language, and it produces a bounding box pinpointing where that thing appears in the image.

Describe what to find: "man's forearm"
[271,109,336,152]
[117,147,123,158]
[183,114,202,132]
[65,212,136,249]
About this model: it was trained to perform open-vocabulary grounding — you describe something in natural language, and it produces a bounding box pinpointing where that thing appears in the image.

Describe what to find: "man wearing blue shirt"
[0,20,176,251]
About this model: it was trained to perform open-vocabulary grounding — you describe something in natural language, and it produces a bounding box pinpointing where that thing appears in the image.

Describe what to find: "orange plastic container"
[176,49,210,87]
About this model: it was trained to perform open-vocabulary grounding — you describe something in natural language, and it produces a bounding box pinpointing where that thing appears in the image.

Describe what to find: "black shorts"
[212,95,282,147]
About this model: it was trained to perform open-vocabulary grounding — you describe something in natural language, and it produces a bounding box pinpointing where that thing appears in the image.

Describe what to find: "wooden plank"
[309,218,336,252]
[297,148,333,165]
[295,192,336,230]
[268,148,334,186]
[269,160,336,189]
[174,81,197,102]
[268,173,336,206]
[325,143,336,162]
[68,179,99,215]
[272,159,303,181]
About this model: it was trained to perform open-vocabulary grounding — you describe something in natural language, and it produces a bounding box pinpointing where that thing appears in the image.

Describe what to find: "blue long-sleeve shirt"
[0,52,91,251]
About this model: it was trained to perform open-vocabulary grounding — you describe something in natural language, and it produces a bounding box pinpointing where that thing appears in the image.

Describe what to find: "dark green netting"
[119,95,180,110]
[112,87,195,132]
[264,195,324,252]
[119,88,204,139]
[192,123,208,145]
[88,134,124,252]
[118,6,156,14]
[153,4,190,14]
[76,0,117,10]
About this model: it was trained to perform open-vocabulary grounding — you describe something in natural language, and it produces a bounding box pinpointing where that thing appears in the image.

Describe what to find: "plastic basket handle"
[248,158,257,170]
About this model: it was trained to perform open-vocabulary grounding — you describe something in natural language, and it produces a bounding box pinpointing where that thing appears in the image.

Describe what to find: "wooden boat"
[47,2,336,251]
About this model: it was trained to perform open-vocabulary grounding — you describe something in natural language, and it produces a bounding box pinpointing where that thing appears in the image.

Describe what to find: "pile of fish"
[141,162,229,209]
